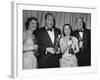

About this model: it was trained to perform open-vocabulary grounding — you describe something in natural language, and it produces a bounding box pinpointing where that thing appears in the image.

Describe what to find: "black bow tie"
[79,30,83,32]
[47,28,52,31]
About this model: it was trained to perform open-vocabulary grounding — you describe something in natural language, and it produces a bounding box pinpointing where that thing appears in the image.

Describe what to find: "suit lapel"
[43,27,53,45]
[76,30,80,40]
[54,29,57,46]
[83,29,86,42]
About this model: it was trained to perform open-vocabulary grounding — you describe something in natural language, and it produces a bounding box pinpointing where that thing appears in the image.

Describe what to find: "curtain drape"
[23,10,91,32]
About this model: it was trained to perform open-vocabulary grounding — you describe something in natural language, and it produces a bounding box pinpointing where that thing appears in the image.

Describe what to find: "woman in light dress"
[59,24,79,67]
[23,17,39,69]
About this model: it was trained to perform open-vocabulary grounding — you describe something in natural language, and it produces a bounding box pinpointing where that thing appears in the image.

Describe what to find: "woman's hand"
[68,40,73,46]
[33,45,38,50]
[55,48,61,54]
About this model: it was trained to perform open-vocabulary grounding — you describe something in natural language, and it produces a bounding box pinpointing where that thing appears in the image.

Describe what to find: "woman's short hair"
[25,17,39,30]
[62,24,73,36]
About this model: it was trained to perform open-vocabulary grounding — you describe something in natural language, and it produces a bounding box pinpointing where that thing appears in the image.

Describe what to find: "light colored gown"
[23,31,38,69]
[59,36,79,67]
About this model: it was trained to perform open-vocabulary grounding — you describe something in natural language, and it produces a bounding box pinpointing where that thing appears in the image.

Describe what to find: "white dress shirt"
[45,27,55,44]
[79,28,83,40]
[79,31,83,40]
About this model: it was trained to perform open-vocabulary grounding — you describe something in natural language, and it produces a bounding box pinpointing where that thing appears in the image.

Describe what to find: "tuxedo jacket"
[35,27,61,68]
[72,28,91,66]
[72,28,91,53]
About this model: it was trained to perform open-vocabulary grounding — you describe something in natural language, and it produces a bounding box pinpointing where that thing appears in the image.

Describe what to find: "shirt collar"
[45,26,53,31]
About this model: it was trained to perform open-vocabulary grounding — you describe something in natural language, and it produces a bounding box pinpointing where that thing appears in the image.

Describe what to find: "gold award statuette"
[54,35,61,54]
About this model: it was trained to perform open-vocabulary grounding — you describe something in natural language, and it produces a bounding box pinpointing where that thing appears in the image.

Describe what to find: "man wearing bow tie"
[72,18,91,66]
[35,13,61,68]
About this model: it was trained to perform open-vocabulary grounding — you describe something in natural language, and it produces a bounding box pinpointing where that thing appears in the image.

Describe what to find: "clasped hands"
[46,47,60,54]
[68,39,73,47]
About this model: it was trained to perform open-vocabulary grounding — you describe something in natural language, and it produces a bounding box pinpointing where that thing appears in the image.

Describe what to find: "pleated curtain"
[23,10,91,32]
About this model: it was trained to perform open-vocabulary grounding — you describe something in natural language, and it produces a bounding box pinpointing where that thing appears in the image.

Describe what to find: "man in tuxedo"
[35,13,61,68]
[72,18,91,66]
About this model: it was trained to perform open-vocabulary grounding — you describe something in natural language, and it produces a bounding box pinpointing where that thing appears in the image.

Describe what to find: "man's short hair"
[77,17,86,29]
[45,13,54,20]
[44,13,56,28]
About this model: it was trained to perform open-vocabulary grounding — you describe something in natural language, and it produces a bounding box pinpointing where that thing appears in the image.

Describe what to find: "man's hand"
[46,47,55,54]
[79,41,83,48]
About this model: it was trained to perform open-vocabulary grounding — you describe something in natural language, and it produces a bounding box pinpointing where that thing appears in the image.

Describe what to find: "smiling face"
[64,25,71,36]
[28,19,37,31]
[77,18,83,31]
[45,14,54,29]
